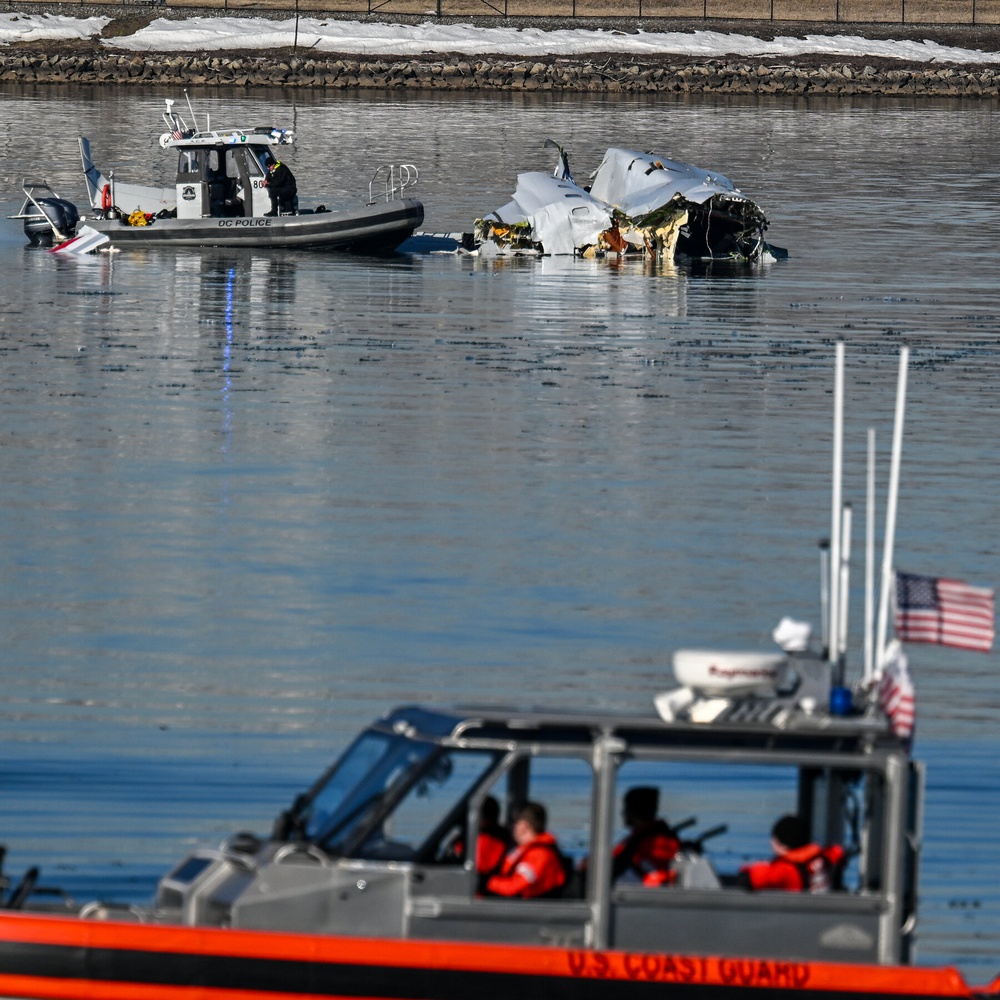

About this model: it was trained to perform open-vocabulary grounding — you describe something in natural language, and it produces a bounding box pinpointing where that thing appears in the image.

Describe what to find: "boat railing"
[79,901,147,922]
[368,164,419,205]
[9,179,80,244]
[8,181,70,238]
[273,842,336,868]
[11,181,59,216]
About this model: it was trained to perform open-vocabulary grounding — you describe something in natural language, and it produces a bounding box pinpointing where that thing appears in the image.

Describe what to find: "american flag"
[878,640,915,744]
[894,571,995,652]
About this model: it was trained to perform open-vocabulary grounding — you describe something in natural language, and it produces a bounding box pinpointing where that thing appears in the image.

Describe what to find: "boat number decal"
[252,180,266,189]
[218,219,273,228]
[567,951,811,989]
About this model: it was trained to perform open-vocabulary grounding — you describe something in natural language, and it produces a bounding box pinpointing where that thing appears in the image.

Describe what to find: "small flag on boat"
[894,571,995,652]
[172,129,185,140]
[878,640,915,743]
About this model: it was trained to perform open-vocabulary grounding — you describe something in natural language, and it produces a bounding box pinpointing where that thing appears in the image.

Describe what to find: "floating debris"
[470,142,786,264]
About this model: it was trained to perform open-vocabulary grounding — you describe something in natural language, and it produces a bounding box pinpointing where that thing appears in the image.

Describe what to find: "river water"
[0,85,998,980]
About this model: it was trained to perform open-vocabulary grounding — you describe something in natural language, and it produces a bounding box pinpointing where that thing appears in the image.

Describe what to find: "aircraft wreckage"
[469,143,785,263]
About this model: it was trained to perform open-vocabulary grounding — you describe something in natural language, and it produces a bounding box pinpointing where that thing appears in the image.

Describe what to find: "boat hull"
[86,199,424,252]
[0,912,993,1000]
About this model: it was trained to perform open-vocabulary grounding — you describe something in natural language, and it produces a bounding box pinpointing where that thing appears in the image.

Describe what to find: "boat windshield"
[299,730,436,850]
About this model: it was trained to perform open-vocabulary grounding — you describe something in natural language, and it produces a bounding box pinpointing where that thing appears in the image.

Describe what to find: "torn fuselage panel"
[472,144,774,262]
[590,148,768,261]
[475,172,612,256]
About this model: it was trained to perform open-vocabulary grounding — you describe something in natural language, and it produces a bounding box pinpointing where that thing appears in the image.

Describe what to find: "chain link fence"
[26,0,1000,25]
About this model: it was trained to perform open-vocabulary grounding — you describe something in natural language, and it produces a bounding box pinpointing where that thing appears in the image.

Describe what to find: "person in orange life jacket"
[612,787,680,887]
[475,795,511,876]
[484,801,567,899]
[264,159,297,216]
[738,814,845,892]
[450,795,511,878]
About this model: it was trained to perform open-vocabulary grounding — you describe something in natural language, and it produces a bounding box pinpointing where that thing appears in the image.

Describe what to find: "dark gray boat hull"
[88,199,424,252]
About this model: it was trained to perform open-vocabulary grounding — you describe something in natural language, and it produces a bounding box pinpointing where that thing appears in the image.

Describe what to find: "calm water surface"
[0,86,998,979]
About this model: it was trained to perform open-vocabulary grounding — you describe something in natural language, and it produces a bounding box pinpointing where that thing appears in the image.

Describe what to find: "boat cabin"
[156,654,921,967]
[166,128,293,220]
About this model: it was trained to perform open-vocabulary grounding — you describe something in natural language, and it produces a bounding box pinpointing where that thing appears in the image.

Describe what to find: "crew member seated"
[613,786,680,886]
[484,801,567,899]
[264,159,297,216]
[475,795,511,877]
[444,795,510,877]
[738,814,845,893]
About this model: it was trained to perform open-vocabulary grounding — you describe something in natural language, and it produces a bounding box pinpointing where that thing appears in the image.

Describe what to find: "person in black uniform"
[612,787,680,886]
[264,159,297,216]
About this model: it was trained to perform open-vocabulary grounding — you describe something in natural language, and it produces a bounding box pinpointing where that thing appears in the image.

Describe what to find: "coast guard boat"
[10,98,423,253]
[0,680,991,1000]
[0,347,995,1000]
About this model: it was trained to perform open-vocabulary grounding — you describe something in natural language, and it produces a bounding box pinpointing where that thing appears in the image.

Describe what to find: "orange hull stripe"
[0,976,393,1000]
[0,911,987,998]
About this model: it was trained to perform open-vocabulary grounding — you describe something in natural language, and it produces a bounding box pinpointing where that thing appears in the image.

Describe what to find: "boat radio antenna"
[874,346,909,681]
[828,342,845,673]
[184,89,199,133]
[818,538,830,657]
[864,427,877,684]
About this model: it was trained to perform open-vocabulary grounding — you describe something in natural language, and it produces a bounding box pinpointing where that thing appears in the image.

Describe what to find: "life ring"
[101,184,112,212]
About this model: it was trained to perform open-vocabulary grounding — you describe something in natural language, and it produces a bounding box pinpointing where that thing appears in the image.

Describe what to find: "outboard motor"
[23,197,80,247]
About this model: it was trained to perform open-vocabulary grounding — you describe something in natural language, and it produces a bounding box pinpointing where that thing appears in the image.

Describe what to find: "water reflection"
[222,264,235,458]
[0,87,998,980]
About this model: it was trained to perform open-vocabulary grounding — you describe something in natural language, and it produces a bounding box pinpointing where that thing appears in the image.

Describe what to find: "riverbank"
[2,5,999,94]
[3,47,999,94]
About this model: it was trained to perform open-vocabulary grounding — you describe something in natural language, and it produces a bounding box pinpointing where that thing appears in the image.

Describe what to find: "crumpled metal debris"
[473,143,782,263]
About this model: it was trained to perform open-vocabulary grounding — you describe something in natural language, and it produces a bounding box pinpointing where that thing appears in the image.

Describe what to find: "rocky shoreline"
[2,5,999,95]
[2,48,998,95]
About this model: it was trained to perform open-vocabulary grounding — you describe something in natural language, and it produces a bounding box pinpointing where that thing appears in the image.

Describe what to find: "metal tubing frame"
[864,428,876,684]
[828,342,845,667]
[875,347,909,675]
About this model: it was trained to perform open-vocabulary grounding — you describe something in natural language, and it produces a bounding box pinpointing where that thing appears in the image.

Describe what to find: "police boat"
[0,347,996,1000]
[10,97,423,253]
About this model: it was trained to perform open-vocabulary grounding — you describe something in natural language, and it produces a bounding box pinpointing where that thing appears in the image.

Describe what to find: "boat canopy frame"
[157,698,920,966]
